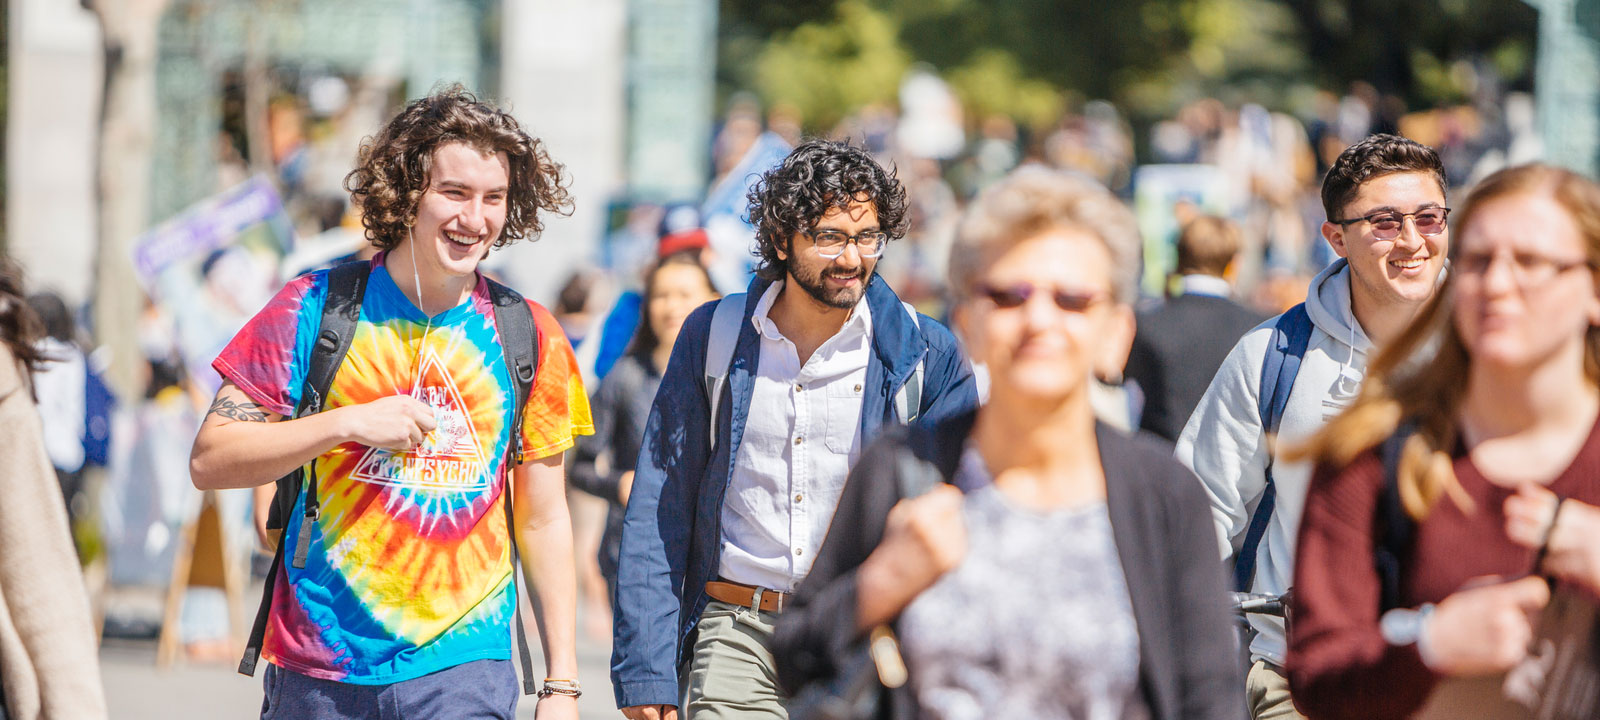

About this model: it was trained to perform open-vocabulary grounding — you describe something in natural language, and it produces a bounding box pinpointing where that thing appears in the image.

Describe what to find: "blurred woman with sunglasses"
[772,166,1242,720]
[1288,164,1600,719]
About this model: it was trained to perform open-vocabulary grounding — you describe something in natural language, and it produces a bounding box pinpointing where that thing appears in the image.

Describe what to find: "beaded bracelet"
[538,678,582,699]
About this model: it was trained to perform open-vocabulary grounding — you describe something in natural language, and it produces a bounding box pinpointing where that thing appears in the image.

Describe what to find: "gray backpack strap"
[894,302,925,424]
[704,294,746,451]
[895,445,941,498]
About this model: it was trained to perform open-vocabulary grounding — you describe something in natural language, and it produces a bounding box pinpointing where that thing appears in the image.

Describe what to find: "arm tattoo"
[208,395,270,422]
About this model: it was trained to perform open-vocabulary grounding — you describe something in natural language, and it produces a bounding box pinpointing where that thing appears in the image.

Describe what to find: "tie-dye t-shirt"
[212,258,592,684]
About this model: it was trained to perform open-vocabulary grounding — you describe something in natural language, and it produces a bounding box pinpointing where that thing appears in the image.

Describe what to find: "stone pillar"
[623,0,718,203]
[1528,0,1600,177]
[7,0,101,305]
[90,0,170,400]
[496,0,628,303]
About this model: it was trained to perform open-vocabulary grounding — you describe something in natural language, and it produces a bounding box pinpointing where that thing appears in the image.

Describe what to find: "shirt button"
[794,493,804,503]
[794,436,803,445]
[795,383,803,392]
[854,383,863,392]
[794,548,804,556]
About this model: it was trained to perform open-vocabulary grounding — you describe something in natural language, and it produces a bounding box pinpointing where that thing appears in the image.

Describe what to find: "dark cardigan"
[771,411,1245,720]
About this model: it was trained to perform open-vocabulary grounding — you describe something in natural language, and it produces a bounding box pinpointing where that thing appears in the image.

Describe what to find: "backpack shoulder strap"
[1374,422,1418,612]
[894,302,925,425]
[291,261,368,569]
[1233,302,1313,592]
[485,276,541,695]
[894,442,942,499]
[1256,303,1313,436]
[704,294,746,452]
[240,260,367,677]
[486,278,539,463]
[300,261,369,418]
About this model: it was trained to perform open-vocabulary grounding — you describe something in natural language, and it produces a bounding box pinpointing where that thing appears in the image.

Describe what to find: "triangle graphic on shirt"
[349,344,490,492]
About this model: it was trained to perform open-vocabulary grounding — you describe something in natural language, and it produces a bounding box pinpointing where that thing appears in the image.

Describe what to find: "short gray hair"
[949,166,1142,305]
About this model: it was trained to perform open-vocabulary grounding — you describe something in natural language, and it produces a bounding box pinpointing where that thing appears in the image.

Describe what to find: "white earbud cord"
[408,228,436,343]
[408,229,437,452]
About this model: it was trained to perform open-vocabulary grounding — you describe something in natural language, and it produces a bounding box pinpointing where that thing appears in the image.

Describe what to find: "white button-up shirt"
[718,280,872,592]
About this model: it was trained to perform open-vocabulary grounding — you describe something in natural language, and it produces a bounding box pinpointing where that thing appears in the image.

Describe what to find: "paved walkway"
[101,629,619,719]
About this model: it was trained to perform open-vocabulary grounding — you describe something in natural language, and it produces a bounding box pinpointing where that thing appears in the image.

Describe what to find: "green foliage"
[717,0,1540,132]
[944,50,1064,130]
[1277,0,1538,102]
[750,1,912,131]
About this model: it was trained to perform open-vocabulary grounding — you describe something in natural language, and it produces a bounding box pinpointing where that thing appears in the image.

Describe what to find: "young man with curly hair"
[611,140,980,719]
[190,86,592,720]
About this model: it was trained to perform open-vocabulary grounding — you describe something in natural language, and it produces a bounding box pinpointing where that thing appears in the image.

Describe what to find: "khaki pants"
[683,600,788,719]
[1247,660,1306,720]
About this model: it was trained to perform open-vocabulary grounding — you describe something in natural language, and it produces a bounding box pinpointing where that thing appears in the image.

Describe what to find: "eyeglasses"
[803,229,888,259]
[1454,249,1593,288]
[975,282,1107,312]
[1333,207,1451,239]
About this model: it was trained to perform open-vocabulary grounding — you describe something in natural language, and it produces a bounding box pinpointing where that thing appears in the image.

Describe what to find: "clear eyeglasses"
[804,229,888,259]
[1454,249,1593,288]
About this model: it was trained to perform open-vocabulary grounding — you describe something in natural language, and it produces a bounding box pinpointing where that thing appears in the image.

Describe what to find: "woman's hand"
[855,485,966,630]
[1420,575,1550,676]
[1505,484,1600,593]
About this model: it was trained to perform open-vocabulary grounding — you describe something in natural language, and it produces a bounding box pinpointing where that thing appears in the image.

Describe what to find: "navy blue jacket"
[610,274,980,708]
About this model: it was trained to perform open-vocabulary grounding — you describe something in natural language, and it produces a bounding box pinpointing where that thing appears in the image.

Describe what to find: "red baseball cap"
[657,228,710,258]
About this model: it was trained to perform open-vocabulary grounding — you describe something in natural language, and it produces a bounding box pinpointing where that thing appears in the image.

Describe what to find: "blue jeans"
[260,659,519,719]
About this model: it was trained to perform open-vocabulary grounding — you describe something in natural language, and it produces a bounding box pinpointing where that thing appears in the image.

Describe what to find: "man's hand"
[621,703,678,720]
[332,395,437,450]
[1421,575,1550,676]
[533,694,581,720]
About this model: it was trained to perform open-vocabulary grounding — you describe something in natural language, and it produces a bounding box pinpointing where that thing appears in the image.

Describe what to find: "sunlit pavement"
[100,613,620,719]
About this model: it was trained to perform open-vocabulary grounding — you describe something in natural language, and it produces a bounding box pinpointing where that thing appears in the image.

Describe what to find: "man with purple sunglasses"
[1177,133,1450,720]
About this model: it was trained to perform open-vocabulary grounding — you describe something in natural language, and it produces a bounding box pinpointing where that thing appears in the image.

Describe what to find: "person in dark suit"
[1125,216,1266,442]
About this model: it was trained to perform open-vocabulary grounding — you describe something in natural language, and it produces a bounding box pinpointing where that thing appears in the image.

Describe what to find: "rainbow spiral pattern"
[214,260,591,683]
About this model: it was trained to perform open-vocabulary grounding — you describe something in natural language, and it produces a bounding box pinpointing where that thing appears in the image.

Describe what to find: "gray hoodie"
[1175,258,1370,667]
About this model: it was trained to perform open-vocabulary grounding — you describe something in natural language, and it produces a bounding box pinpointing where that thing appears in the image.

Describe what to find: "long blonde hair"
[1294,164,1600,519]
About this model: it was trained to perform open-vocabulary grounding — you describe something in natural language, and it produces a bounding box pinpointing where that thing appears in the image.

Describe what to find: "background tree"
[718,0,1538,150]
[87,0,170,400]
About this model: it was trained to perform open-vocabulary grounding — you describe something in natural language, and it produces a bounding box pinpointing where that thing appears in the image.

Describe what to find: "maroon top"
[1287,417,1600,720]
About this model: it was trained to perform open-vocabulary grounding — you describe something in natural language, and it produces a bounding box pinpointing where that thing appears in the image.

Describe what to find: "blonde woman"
[1288,164,1600,719]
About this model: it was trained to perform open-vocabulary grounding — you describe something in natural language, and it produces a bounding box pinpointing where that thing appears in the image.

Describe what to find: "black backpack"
[1374,422,1418,613]
[237,260,544,694]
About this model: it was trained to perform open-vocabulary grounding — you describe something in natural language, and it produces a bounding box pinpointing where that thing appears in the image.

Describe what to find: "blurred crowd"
[7,65,1545,669]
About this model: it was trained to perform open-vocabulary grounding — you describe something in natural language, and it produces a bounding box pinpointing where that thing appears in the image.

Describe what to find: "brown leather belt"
[705,579,789,613]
